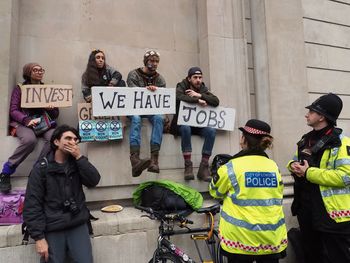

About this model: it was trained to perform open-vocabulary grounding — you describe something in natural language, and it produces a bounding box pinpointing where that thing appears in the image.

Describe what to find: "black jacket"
[170,78,219,135]
[292,126,350,233]
[23,153,101,240]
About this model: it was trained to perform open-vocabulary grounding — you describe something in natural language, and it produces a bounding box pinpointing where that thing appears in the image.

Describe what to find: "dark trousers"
[297,212,350,263]
[41,224,93,263]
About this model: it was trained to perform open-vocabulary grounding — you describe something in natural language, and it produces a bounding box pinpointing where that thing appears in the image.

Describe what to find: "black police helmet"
[306,93,343,125]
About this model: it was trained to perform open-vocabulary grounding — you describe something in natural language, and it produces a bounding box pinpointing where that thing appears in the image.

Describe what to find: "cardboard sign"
[21,85,73,108]
[91,87,176,116]
[78,103,114,120]
[177,101,235,131]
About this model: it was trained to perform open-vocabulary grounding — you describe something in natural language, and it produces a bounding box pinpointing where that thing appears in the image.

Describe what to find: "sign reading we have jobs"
[91,87,176,116]
[20,85,73,108]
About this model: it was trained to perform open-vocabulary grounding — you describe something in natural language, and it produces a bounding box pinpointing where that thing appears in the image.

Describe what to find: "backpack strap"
[22,157,49,245]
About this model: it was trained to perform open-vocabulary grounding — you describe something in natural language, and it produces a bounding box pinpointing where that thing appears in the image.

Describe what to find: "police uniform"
[210,120,287,263]
[288,93,350,263]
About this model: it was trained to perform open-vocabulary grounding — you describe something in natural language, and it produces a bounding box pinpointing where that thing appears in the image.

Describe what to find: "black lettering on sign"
[196,110,207,125]
[144,95,152,108]
[34,87,43,103]
[163,95,170,108]
[218,110,226,129]
[207,110,217,127]
[134,91,144,109]
[117,95,126,108]
[99,92,118,109]
[182,105,196,122]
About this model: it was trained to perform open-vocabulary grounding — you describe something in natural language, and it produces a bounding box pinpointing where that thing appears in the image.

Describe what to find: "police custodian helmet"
[306,93,343,125]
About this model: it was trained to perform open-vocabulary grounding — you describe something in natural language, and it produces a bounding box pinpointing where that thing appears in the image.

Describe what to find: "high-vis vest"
[210,155,287,255]
[288,134,350,223]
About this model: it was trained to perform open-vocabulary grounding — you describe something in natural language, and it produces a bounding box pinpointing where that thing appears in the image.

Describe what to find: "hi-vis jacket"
[210,154,287,255]
[288,133,350,223]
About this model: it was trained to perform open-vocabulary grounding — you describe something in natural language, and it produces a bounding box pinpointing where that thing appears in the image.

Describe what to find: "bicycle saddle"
[196,203,221,215]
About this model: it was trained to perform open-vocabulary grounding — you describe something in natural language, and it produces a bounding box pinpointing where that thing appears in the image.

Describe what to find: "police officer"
[210,119,287,263]
[288,93,350,263]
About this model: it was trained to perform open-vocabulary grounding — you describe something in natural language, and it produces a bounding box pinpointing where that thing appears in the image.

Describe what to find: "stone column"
[251,0,309,172]
[197,0,250,153]
[0,0,19,136]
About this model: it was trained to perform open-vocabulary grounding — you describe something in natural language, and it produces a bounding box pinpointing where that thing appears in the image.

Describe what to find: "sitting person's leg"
[0,125,37,192]
[197,127,216,182]
[128,115,150,177]
[147,114,164,173]
[38,128,55,160]
[178,125,194,180]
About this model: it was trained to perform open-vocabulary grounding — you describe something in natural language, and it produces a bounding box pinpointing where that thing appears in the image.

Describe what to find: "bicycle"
[135,203,224,263]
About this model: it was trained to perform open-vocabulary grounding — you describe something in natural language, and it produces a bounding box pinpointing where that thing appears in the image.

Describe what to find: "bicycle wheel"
[149,252,182,263]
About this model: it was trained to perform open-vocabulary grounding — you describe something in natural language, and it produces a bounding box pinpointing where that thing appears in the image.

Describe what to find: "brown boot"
[130,151,151,177]
[148,151,159,173]
[184,160,194,180]
[197,161,211,182]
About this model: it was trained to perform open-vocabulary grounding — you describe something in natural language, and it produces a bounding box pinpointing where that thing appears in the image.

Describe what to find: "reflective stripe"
[343,176,350,186]
[231,198,283,206]
[321,187,350,197]
[334,158,350,168]
[221,210,285,231]
[210,182,225,197]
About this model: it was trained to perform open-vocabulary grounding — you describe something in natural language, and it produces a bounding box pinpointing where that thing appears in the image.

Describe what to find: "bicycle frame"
[153,211,221,263]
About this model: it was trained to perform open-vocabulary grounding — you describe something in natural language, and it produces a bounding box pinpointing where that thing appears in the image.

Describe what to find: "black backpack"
[140,185,192,216]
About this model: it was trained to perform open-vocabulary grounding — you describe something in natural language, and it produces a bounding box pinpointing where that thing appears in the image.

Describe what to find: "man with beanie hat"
[170,67,219,182]
[126,50,166,177]
[287,93,350,262]
[0,63,59,193]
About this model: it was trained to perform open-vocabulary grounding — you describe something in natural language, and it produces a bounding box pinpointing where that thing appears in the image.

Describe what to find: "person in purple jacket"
[0,63,59,193]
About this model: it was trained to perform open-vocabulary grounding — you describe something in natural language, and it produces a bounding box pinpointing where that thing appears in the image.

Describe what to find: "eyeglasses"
[32,68,45,74]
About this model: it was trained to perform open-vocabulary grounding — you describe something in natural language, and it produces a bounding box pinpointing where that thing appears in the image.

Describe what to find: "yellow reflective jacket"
[287,133,350,223]
[210,154,287,255]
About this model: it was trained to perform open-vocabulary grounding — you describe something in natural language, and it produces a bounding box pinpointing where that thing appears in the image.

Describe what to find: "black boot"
[0,173,11,193]
[130,150,151,177]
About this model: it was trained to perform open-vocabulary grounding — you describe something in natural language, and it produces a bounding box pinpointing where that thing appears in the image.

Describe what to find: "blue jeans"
[178,125,216,156]
[129,115,164,148]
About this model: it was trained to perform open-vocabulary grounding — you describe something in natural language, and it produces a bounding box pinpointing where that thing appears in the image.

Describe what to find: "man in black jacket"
[24,125,101,263]
[170,67,219,182]
[288,93,350,263]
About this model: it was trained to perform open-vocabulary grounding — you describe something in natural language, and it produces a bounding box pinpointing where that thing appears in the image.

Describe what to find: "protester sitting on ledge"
[126,50,166,177]
[170,67,219,182]
[0,63,59,193]
[81,49,125,103]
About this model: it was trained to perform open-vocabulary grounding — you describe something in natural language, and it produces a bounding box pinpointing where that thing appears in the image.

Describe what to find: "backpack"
[0,189,26,225]
[140,185,191,215]
[210,154,232,176]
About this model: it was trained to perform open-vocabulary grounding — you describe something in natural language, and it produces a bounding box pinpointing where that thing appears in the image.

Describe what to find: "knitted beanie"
[22,63,41,80]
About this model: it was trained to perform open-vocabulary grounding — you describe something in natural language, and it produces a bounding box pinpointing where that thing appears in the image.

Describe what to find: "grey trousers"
[8,125,54,169]
[41,223,93,263]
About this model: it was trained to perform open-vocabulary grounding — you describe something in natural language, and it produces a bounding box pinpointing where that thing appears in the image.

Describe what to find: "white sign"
[177,101,235,131]
[91,87,176,116]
